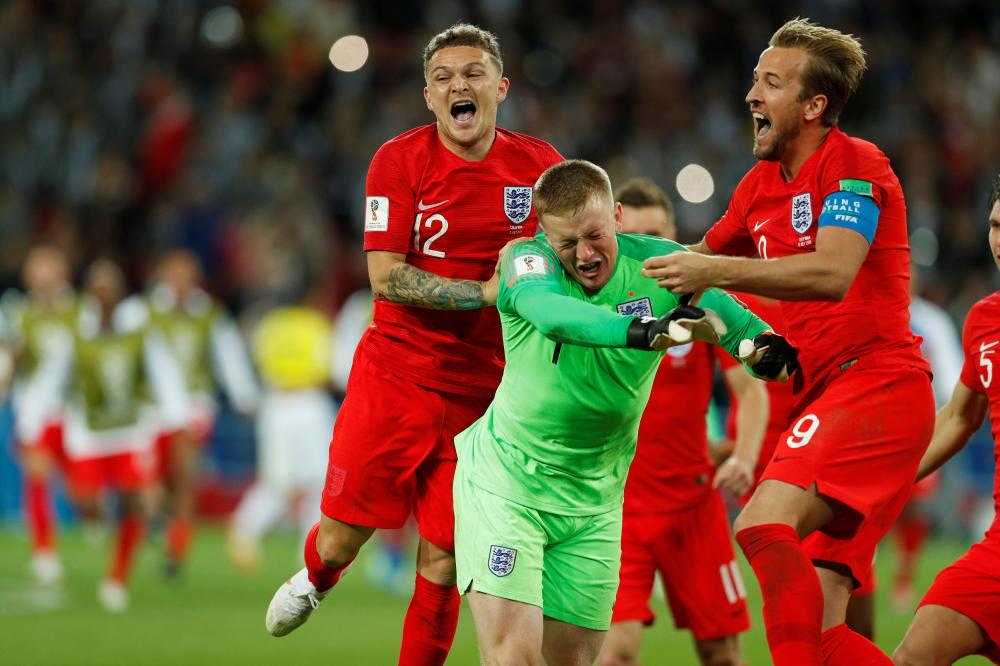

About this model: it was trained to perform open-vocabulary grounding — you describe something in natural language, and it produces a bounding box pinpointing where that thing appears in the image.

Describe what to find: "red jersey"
[624,341,717,512]
[959,292,1000,537]
[719,292,796,479]
[704,127,928,392]
[362,124,562,397]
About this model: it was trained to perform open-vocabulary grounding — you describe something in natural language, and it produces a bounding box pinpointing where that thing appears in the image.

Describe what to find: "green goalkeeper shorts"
[453,463,622,630]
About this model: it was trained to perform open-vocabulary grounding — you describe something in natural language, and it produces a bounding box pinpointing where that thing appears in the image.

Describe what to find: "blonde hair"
[533,160,613,220]
[423,23,503,75]
[769,18,867,126]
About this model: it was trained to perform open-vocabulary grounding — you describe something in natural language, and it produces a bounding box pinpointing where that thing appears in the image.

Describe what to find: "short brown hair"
[615,178,675,224]
[769,18,867,126]
[990,173,1000,213]
[534,160,613,219]
[423,23,503,74]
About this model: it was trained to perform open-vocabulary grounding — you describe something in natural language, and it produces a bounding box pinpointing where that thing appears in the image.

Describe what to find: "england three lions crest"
[488,544,517,577]
[790,193,813,234]
[504,187,532,224]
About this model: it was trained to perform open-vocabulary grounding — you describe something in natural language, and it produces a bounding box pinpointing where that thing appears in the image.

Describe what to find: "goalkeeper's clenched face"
[540,194,621,293]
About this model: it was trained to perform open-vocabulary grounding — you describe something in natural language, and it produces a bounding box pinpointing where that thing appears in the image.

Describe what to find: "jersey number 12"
[413,213,448,258]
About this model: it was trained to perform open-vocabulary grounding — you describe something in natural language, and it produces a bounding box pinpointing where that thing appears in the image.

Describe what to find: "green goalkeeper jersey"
[454,233,769,515]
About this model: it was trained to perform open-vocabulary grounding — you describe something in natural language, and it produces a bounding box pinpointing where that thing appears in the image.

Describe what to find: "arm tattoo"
[382,263,485,310]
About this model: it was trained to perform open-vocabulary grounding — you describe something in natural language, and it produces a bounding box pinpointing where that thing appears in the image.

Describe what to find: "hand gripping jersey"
[363,124,562,397]
[455,233,769,515]
[704,127,928,389]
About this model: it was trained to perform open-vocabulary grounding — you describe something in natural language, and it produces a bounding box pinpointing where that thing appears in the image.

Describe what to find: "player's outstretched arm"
[917,381,988,480]
[368,250,497,310]
[643,226,868,301]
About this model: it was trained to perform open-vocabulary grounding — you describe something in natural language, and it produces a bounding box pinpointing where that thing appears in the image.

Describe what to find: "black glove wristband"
[750,333,801,380]
[625,317,653,349]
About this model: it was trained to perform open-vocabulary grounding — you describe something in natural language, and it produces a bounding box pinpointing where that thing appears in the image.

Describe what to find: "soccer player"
[229,302,338,572]
[7,246,78,585]
[265,24,563,665]
[128,249,258,576]
[642,18,934,665]
[891,177,1000,666]
[29,259,189,611]
[455,159,798,665]
[598,178,769,666]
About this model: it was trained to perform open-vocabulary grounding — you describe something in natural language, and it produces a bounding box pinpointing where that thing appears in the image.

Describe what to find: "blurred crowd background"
[1,0,999,531]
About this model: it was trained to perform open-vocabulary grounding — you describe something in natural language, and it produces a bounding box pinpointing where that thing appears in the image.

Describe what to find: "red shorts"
[920,536,1000,663]
[66,451,153,498]
[19,420,69,469]
[320,349,492,552]
[612,490,750,640]
[762,358,934,587]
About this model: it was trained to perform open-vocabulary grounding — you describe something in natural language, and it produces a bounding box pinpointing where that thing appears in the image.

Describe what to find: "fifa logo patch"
[790,193,813,234]
[514,254,547,277]
[504,187,532,224]
[617,297,653,318]
[488,545,517,577]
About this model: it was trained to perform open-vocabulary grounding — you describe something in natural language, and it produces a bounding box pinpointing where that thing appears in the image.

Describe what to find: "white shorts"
[256,389,336,493]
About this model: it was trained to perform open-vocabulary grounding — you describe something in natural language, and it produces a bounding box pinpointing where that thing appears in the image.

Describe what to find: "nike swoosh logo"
[417,199,449,211]
[752,218,771,232]
[981,341,998,352]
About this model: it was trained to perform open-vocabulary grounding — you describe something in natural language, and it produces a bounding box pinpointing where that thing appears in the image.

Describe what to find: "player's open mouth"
[577,260,601,278]
[450,100,477,127]
[753,112,771,140]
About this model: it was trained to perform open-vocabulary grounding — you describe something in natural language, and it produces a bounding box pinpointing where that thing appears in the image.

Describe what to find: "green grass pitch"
[0,526,990,664]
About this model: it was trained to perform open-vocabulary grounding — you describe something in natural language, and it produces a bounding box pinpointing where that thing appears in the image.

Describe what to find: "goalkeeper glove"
[738,332,801,382]
[625,301,728,351]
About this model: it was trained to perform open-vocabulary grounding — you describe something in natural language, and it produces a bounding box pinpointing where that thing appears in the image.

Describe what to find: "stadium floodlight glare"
[329,35,369,72]
[201,6,243,48]
[910,226,939,267]
[675,163,715,204]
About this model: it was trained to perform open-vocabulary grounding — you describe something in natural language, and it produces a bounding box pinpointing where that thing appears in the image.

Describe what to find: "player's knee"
[315,525,363,568]
[484,639,544,666]
[597,646,639,666]
[892,640,931,666]
[416,541,456,586]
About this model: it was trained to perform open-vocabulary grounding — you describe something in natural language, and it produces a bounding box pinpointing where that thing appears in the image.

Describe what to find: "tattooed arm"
[367,251,499,310]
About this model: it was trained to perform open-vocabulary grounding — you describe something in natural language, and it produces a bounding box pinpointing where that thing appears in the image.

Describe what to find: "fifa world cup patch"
[617,297,653,318]
[790,193,813,234]
[365,196,388,232]
[504,186,533,224]
[488,545,517,577]
[514,254,548,277]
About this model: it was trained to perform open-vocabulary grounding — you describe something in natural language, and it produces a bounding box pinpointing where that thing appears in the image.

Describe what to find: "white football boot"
[98,579,129,613]
[30,551,64,586]
[265,567,328,636]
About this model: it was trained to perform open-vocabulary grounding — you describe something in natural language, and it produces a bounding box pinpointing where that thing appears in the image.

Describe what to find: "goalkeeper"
[454,159,798,665]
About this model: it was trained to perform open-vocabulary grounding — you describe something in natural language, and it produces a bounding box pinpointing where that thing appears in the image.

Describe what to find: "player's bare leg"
[164,433,198,577]
[21,447,61,584]
[846,592,875,639]
[467,590,545,665]
[892,604,987,666]
[265,514,373,636]
[692,635,742,666]
[597,620,643,665]
[541,616,606,666]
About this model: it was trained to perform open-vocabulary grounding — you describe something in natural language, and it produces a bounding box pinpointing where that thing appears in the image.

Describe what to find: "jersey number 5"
[413,213,448,258]
[980,341,997,388]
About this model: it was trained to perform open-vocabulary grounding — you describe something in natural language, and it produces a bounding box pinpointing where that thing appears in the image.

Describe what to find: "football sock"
[166,518,192,563]
[303,522,352,592]
[893,514,929,589]
[820,624,892,665]
[398,574,460,666]
[110,516,144,583]
[736,523,822,666]
[25,476,55,552]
